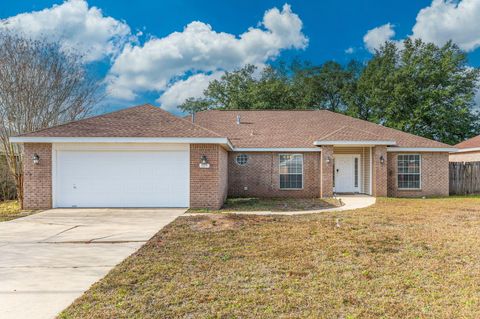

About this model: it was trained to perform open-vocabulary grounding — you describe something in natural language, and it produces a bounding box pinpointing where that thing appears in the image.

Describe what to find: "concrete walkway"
[185,195,376,216]
[0,208,185,319]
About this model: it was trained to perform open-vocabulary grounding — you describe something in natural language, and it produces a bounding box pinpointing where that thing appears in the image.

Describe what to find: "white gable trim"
[10,136,233,150]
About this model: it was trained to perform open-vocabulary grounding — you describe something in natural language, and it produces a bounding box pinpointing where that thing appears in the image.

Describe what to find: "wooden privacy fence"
[449,161,480,195]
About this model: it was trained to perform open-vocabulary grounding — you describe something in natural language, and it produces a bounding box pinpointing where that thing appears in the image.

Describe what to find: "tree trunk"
[15,173,23,209]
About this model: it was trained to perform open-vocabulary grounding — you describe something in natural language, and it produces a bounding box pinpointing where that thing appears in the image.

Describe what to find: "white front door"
[334,154,361,193]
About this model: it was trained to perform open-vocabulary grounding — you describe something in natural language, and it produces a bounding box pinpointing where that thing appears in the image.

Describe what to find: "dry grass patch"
[60,197,480,319]
[0,200,35,221]
[188,197,341,213]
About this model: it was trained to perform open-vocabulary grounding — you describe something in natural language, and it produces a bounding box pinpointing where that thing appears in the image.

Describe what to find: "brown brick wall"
[228,152,321,198]
[387,152,449,197]
[372,146,388,197]
[190,144,228,209]
[321,146,333,197]
[449,151,480,162]
[23,143,52,209]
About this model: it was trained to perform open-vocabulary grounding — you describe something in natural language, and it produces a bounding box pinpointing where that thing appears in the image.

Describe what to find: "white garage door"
[54,147,189,208]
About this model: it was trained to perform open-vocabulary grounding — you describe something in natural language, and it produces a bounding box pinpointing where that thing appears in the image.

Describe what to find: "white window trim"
[397,154,422,190]
[279,154,304,190]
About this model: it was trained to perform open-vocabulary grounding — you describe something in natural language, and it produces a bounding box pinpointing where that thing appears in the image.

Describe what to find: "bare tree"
[0,32,102,207]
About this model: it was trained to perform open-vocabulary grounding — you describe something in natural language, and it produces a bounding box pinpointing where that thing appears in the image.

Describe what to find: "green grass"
[188,197,341,213]
[59,197,480,318]
[0,200,36,222]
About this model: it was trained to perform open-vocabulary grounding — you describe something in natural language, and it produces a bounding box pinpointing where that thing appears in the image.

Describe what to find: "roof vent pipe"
[191,112,195,123]
[236,115,241,125]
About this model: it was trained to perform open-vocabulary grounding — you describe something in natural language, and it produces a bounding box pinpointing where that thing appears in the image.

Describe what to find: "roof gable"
[455,135,480,149]
[317,126,387,142]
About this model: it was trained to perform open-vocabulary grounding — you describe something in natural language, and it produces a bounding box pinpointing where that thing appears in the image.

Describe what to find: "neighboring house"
[10,104,455,210]
[450,135,480,162]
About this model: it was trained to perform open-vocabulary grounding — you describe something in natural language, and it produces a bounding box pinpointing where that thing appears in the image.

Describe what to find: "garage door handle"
[73,184,77,189]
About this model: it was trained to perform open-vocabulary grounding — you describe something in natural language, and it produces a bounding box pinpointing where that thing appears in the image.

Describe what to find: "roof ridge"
[17,103,154,137]
[198,109,320,112]
[165,109,225,138]
[317,126,347,140]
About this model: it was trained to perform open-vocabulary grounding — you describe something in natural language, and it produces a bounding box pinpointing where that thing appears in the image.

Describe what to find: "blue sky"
[2,0,480,114]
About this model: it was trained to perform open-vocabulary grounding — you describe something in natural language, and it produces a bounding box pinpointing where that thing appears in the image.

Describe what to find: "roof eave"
[449,147,480,153]
[10,136,233,150]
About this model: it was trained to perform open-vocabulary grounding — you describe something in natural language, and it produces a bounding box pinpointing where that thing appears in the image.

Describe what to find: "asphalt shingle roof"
[18,104,221,138]
[455,135,480,149]
[19,105,453,149]
[193,110,452,149]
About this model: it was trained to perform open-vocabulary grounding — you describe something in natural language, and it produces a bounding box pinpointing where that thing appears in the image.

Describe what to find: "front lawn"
[188,197,341,213]
[60,197,480,318]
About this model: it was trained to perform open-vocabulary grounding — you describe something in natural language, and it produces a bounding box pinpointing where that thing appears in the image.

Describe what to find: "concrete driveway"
[0,208,185,319]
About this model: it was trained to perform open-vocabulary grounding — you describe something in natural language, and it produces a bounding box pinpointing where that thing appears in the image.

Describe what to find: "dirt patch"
[188,214,274,232]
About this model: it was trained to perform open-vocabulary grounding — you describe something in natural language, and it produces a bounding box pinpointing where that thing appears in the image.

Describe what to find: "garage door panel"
[55,150,189,207]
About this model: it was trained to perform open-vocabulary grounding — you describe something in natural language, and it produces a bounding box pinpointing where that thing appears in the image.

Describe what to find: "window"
[235,154,248,166]
[397,154,421,189]
[279,154,303,189]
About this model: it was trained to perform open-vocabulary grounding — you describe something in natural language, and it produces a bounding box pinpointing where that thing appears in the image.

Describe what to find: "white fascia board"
[232,147,321,152]
[454,147,480,153]
[314,140,396,146]
[387,147,456,153]
[10,136,233,148]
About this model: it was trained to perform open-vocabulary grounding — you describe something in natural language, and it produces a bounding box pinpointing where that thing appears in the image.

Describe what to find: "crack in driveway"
[39,225,83,242]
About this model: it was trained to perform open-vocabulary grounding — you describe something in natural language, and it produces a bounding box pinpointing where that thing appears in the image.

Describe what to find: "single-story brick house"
[11,104,455,210]
[449,135,480,162]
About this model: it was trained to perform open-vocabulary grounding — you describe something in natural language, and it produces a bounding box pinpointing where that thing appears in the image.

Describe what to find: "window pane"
[398,155,420,174]
[398,174,420,189]
[280,174,303,189]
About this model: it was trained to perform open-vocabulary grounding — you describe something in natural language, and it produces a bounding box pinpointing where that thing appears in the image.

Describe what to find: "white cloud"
[363,23,395,53]
[363,0,480,53]
[412,0,480,52]
[156,72,223,112]
[106,4,308,105]
[0,0,132,62]
[345,47,354,54]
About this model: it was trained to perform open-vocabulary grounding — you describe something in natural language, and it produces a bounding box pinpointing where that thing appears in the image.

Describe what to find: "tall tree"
[292,61,355,111]
[0,32,102,206]
[350,38,480,144]
[179,64,297,112]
